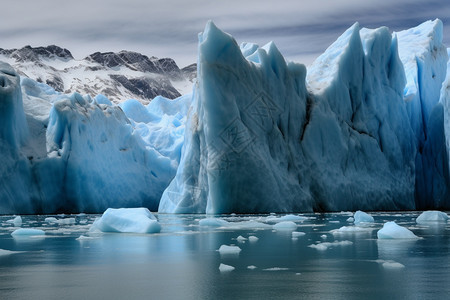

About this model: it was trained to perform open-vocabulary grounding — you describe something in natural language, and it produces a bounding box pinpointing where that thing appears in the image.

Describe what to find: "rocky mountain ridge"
[0,45,196,104]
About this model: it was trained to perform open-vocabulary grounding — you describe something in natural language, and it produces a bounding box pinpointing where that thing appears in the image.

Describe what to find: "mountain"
[0,45,196,104]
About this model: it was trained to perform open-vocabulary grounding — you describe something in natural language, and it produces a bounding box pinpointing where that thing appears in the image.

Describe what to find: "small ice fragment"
[236,235,247,242]
[308,240,353,251]
[0,249,24,256]
[377,221,419,239]
[346,217,354,222]
[199,218,229,227]
[89,208,161,234]
[416,211,449,224]
[292,237,298,241]
[247,265,257,270]
[11,228,45,236]
[248,236,259,242]
[263,267,289,271]
[76,235,97,241]
[382,262,405,269]
[219,263,235,272]
[292,231,306,238]
[273,221,297,231]
[320,235,327,239]
[295,273,302,276]
[6,216,22,227]
[218,245,241,255]
[353,211,374,224]
[45,217,58,223]
[56,218,76,225]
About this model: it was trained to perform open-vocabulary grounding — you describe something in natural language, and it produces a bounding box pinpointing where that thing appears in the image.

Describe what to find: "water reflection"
[0,212,449,299]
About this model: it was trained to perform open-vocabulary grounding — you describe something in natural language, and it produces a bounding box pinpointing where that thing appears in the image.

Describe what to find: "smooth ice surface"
[199,218,229,227]
[416,211,449,223]
[273,221,298,231]
[308,240,353,251]
[217,245,241,255]
[219,263,235,272]
[248,236,259,242]
[90,208,161,234]
[353,211,374,224]
[292,231,306,238]
[377,221,419,239]
[11,228,45,236]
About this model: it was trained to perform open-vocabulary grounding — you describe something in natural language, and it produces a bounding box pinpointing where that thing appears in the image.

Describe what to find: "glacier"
[1,19,450,214]
[159,19,448,213]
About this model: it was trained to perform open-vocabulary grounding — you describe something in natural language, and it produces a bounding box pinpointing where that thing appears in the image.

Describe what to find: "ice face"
[0,62,33,214]
[160,19,441,214]
[37,92,175,213]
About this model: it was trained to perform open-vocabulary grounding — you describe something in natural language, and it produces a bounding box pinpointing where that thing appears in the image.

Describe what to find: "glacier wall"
[0,19,449,214]
[159,20,449,214]
[0,62,33,213]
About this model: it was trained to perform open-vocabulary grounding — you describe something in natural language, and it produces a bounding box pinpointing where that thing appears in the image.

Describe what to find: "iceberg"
[416,210,449,223]
[160,20,448,214]
[377,221,419,239]
[90,207,161,234]
[353,211,374,224]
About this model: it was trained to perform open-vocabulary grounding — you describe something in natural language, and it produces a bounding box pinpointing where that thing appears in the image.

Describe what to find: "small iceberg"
[377,221,419,239]
[90,208,161,234]
[416,211,449,224]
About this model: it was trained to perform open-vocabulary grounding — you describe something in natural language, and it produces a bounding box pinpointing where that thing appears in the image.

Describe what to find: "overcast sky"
[1,0,449,67]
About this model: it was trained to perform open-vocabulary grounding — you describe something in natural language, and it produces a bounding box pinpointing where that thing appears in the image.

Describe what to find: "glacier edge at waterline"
[1,19,449,214]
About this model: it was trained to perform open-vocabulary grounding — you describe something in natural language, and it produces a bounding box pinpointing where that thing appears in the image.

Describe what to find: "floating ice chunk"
[292,231,306,238]
[219,263,235,272]
[308,240,353,251]
[11,228,45,236]
[263,267,289,271]
[273,221,298,231]
[6,216,22,227]
[89,208,161,234]
[76,235,98,241]
[331,226,373,234]
[377,221,419,239]
[320,235,327,239]
[416,211,449,223]
[353,211,374,224]
[225,221,272,230]
[0,249,24,255]
[248,236,259,242]
[266,215,308,223]
[236,235,247,242]
[382,261,405,269]
[199,218,229,227]
[46,217,76,225]
[217,245,242,255]
[347,217,354,222]
[247,265,257,270]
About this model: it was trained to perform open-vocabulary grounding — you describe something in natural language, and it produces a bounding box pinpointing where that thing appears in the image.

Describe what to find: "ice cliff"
[159,19,448,213]
[0,19,449,214]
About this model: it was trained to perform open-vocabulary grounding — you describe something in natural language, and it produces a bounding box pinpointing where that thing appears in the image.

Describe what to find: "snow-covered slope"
[0,45,196,104]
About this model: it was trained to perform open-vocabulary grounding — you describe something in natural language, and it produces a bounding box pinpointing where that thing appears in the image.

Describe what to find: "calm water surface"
[0,212,449,299]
